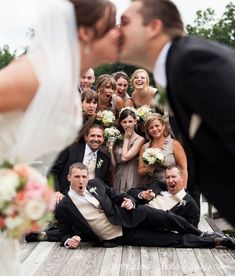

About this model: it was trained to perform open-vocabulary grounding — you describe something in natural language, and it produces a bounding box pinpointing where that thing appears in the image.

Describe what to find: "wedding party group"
[1,0,235,273]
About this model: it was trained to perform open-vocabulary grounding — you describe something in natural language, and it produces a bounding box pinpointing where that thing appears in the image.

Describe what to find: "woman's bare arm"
[0,56,39,112]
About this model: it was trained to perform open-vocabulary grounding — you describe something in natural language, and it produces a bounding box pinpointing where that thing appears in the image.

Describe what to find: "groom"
[119,0,235,227]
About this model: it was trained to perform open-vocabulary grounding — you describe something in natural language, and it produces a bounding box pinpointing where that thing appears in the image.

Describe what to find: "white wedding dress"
[0,0,82,275]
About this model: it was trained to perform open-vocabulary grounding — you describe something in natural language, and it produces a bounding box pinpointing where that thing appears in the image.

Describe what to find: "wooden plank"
[57,244,106,275]
[211,248,235,276]
[120,246,141,276]
[157,248,181,276]
[140,247,162,276]
[199,216,213,232]
[176,248,204,276]
[194,248,225,276]
[21,242,56,275]
[20,241,39,263]
[33,243,74,276]
[99,247,123,276]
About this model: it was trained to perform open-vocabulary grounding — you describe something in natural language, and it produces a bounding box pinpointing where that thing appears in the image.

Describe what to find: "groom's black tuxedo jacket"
[55,178,146,244]
[127,181,200,227]
[49,142,110,194]
[165,36,235,225]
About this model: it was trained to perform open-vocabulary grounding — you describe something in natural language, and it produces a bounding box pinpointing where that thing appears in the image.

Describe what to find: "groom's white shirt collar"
[153,41,172,90]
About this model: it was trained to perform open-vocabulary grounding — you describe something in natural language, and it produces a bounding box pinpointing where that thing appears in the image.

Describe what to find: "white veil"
[2,0,82,165]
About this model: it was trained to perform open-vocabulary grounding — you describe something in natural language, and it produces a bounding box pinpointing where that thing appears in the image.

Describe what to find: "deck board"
[20,217,235,275]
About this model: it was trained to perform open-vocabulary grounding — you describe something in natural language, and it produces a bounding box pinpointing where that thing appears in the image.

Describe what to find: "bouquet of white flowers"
[142,148,164,165]
[136,105,153,122]
[0,162,54,239]
[96,110,116,127]
[104,126,122,142]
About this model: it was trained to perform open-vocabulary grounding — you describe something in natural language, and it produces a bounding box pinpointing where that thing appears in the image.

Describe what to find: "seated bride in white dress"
[0,0,119,275]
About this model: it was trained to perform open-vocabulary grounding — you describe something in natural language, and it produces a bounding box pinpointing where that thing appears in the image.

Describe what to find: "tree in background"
[186,2,235,48]
[0,45,15,69]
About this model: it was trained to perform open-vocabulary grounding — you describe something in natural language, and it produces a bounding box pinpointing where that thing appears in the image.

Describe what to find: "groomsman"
[119,0,235,226]
[128,165,200,227]
[55,162,235,249]
[50,124,110,203]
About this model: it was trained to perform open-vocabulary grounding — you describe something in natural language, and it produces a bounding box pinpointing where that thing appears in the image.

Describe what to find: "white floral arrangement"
[89,187,98,196]
[0,162,54,239]
[136,105,153,122]
[96,110,116,127]
[104,126,122,142]
[142,148,165,165]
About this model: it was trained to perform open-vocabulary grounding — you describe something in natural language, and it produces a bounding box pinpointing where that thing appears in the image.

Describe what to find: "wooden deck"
[20,217,235,276]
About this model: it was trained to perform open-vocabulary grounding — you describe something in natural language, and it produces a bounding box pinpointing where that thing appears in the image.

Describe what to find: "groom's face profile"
[119,2,147,64]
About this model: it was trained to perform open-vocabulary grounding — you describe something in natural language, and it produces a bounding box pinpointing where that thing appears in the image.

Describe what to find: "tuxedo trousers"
[141,206,201,236]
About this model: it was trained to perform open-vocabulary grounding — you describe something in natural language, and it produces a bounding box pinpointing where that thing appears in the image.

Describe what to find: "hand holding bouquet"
[142,148,164,166]
[0,162,54,239]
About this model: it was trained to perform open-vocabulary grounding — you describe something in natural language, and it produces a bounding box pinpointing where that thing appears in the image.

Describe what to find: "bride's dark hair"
[70,0,116,39]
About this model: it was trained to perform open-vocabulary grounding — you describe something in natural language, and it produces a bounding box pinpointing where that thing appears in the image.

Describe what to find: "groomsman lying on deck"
[128,165,200,227]
[55,162,235,249]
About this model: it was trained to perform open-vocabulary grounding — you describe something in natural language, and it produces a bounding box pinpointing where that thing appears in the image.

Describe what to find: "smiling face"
[80,69,95,91]
[165,167,184,195]
[132,71,149,90]
[147,118,165,139]
[85,127,105,151]
[68,167,88,195]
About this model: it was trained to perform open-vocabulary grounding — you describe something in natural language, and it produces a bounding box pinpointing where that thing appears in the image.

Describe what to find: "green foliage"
[186,2,235,48]
[0,45,15,69]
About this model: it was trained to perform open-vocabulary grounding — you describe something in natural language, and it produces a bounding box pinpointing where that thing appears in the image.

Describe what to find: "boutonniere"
[96,159,103,169]
[89,187,98,196]
[178,199,187,207]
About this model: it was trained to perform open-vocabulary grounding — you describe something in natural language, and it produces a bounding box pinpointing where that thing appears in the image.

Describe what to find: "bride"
[0,0,119,274]
[0,0,119,165]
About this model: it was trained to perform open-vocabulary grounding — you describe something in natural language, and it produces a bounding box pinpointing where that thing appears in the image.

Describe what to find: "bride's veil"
[12,0,82,166]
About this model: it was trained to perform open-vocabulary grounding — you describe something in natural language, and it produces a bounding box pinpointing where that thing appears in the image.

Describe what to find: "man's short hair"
[69,162,88,175]
[166,165,183,176]
[135,0,184,38]
[85,124,104,136]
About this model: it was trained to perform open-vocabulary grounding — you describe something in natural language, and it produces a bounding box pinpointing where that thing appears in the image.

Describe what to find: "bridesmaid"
[138,113,188,187]
[110,108,145,192]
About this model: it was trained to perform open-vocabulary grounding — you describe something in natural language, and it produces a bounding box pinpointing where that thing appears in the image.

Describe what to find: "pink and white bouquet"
[142,148,164,166]
[136,105,153,122]
[0,162,54,239]
[96,110,116,127]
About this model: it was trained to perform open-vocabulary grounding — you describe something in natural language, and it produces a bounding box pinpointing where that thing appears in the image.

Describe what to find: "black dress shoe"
[202,231,226,239]
[221,236,235,249]
[25,231,48,242]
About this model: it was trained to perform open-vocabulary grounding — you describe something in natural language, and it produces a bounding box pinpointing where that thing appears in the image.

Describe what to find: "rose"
[0,169,20,202]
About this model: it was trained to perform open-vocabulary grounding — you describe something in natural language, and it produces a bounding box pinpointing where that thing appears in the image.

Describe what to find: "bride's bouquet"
[142,148,165,166]
[96,110,116,127]
[0,162,54,239]
[104,126,122,142]
[136,105,153,122]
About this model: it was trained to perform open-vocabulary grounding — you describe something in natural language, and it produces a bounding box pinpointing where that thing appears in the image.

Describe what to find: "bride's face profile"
[75,0,119,72]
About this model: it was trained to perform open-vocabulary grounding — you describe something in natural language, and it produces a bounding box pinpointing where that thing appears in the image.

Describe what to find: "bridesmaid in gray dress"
[110,108,145,192]
[138,113,188,187]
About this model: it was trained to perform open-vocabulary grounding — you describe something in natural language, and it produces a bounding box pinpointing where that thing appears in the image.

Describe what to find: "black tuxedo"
[164,36,235,226]
[127,181,200,227]
[55,179,217,248]
[49,142,110,194]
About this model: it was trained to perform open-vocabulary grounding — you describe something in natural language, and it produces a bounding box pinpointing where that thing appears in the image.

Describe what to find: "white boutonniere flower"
[89,187,98,196]
[96,159,103,169]
[178,199,187,207]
